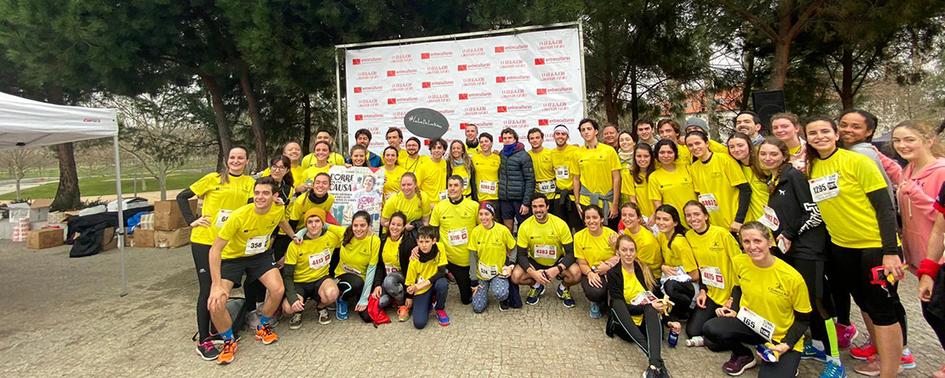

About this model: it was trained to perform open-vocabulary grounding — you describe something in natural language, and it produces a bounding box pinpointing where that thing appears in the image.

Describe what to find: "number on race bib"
[537,180,557,194]
[699,266,725,289]
[448,228,469,246]
[308,250,330,270]
[533,244,557,260]
[244,235,269,256]
[698,194,720,212]
[215,209,233,228]
[342,263,362,276]
[759,206,781,231]
[630,291,658,306]
[479,180,497,195]
[809,173,840,202]
[438,191,448,201]
[478,262,499,279]
[555,166,570,180]
[737,306,776,341]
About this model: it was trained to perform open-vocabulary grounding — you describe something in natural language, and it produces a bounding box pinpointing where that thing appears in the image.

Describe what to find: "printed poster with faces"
[328,166,386,226]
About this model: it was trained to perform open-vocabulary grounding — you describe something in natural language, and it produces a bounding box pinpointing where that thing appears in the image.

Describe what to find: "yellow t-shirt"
[632,173,655,217]
[468,223,516,280]
[417,158,448,207]
[732,254,812,352]
[624,226,662,278]
[301,152,344,171]
[396,149,409,167]
[381,192,430,224]
[689,153,748,228]
[189,173,256,245]
[301,163,332,184]
[471,152,501,201]
[574,227,617,267]
[405,243,449,295]
[335,234,381,278]
[550,145,579,199]
[381,165,406,200]
[289,193,335,223]
[574,144,622,206]
[647,166,697,226]
[285,225,344,283]
[259,165,304,190]
[676,144,692,166]
[709,140,729,155]
[381,236,403,273]
[658,232,698,274]
[516,214,573,267]
[622,266,648,326]
[686,225,742,305]
[402,155,426,174]
[217,203,286,260]
[810,149,892,249]
[449,163,473,197]
[429,198,480,266]
[742,165,768,224]
[529,148,558,199]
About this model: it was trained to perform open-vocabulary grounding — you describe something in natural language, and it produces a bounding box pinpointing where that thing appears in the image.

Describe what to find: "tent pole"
[113,134,128,297]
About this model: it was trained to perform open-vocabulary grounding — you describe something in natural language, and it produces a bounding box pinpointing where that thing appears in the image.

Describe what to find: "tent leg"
[113,135,127,297]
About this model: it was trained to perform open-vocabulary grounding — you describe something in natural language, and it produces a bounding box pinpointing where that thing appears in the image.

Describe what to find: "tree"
[2,147,46,200]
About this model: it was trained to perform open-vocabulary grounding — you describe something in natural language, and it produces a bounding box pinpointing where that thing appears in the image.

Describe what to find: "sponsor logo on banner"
[547,87,574,94]
[496,106,507,113]
[351,57,383,65]
[550,117,576,125]
[457,63,491,71]
[354,114,384,121]
[504,104,533,113]
[495,74,529,83]
[426,65,449,74]
[357,71,379,80]
[358,98,380,108]
[392,82,415,91]
[540,71,567,81]
[542,101,568,111]
[353,85,382,94]
[391,53,413,63]
[422,51,453,60]
[387,69,418,77]
[494,44,527,53]
[539,39,565,50]
[462,77,486,87]
[426,94,450,103]
[387,96,419,105]
[500,59,525,69]
[462,47,485,57]
[422,80,454,89]
[536,88,548,95]
[534,56,572,65]
[501,89,526,98]
[458,91,491,100]
[538,119,549,126]
[463,106,489,116]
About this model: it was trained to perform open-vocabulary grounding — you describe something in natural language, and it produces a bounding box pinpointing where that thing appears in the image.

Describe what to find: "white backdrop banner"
[343,27,585,153]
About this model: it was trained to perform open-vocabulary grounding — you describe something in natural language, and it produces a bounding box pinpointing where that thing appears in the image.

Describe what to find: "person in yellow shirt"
[401,137,426,174]
[683,200,742,349]
[658,119,691,166]
[528,128,558,201]
[652,204,700,341]
[205,177,298,364]
[259,141,306,195]
[647,139,697,228]
[617,131,636,206]
[511,194,581,308]
[380,146,406,202]
[573,118,621,226]
[281,208,343,329]
[377,212,417,322]
[575,205,619,319]
[727,133,769,223]
[619,203,661,280]
[301,130,345,170]
[684,117,729,155]
[769,113,807,173]
[176,146,255,361]
[471,133,500,205]
[605,234,671,378]
[300,141,335,184]
[290,173,335,229]
[385,127,410,167]
[702,222,813,377]
[406,226,451,328]
[548,125,581,228]
[685,130,751,233]
[468,203,516,313]
[447,140,476,198]
[417,138,448,209]
[430,175,480,305]
[334,210,381,323]
[463,123,484,156]
[381,172,430,232]
[629,143,657,222]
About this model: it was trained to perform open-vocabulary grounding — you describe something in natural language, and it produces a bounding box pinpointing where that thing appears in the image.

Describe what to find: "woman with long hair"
[630,143,657,222]
[447,140,477,199]
[617,131,636,205]
[686,130,751,233]
[335,210,381,323]
[380,146,406,202]
[647,139,697,228]
[653,204,700,344]
[728,132,768,225]
[376,211,417,322]
[575,205,619,319]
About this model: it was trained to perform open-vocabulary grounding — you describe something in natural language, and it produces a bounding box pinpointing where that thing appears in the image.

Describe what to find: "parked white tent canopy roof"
[0,91,129,295]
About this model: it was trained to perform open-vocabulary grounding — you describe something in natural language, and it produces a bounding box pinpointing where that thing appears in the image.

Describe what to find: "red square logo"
[457,64,467,71]
[387,98,397,105]
[534,58,545,65]
[352,59,361,65]
[421,53,430,59]
[495,76,506,83]
[354,114,363,121]
[460,123,469,129]
[495,46,505,53]
[424,139,430,145]
[422,82,431,88]
[538,119,549,126]
[497,106,507,113]
[459,93,468,100]
[353,87,362,93]
[386,70,396,77]
[536,88,547,95]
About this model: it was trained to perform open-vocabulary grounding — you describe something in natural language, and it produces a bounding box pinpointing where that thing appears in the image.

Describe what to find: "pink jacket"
[898,158,945,269]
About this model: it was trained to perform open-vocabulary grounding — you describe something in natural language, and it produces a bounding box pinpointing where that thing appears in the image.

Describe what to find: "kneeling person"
[406,226,451,329]
[511,194,582,307]
[282,208,343,329]
[468,203,516,313]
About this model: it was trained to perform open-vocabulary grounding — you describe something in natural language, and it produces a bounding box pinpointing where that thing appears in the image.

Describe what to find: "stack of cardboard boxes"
[134,199,194,248]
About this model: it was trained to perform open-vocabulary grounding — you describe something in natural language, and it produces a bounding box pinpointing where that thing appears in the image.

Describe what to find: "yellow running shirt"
[468,223,516,280]
[217,203,286,260]
[381,165,406,200]
[686,225,741,305]
[632,173,655,218]
[285,225,344,283]
[709,140,729,155]
[529,148,558,199]
[732,254,812,351]
[619,157,635,204]
[448,163,473,197]
[429,198,480,266]
[401,155,426,174]
[381,192,430,224]
[417,158,448,207]
[676,144,692,166]
[301,163,332,183]
[622,266,648,325]
[741,165,768,224]
[658,232,698,274]
[406,243,449,295]
[396,149,409,167]
[624,226,662,278]
[647,166,697,225]
[574,144,621,206]
[289,193,335,223]
[550,145,579,199]
[381,236,403,273]
[689,153,748,228]
[471,152,501,201]
[574,227,617,267]
[189,172,256,245]
[516,214,573,267]
[301,152,344,171]
[335,235,381,278]
[809,149,892,249]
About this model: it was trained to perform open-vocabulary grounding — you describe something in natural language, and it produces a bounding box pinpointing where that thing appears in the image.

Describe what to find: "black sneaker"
[499,300,510,312]
[642,365,661,378]
[195,340,219,361]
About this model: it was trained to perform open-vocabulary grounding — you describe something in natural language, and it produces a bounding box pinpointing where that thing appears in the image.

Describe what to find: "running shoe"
[526,285,544,305]
[836,323,858,349]
[318,308,332,325]
[589,302,602,319]
[820,360,847,378]
[561,288,575,308]
[556,284,566,299]
[254,323,279,345]
[498,300,510,312]
[335,299,349,320]
[850,342,875,360]
[195,340,219,361]
[900,348,916,369]
[642,365,662,378]
[722,354,756,376]
[853,356,903,376]
[686,336,705,347]
[288,312,303,330]
[397,305,410,322]
[436,309,450,326]
[216,340,237,365]
[801,342,827,363]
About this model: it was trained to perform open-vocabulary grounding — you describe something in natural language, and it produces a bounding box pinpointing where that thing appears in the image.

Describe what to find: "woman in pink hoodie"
[893,120,945,270]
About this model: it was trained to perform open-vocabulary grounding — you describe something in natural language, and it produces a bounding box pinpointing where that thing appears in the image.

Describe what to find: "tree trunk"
[302,93,312,155]
[158,172,167,201]
[239,61,268,171]
[15,178,21,201]
[839,46,855,110]
[740,48,755,109]
[200,75,233,170]
[47,87,81,211]
[768,38,790,90]
[629,65,639,130]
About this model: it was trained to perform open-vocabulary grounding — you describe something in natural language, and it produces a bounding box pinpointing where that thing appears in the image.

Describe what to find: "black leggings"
[446,263,473,305]
[830,245,908,344]
[337,273,372,323]
[662,280,696,322]
[703,316,801,378]
[785,257,834,354]
[191,243,212,340]
[688,296,720,338]
[607,305,664,367]
[827,251,852,326]
[581,275,608,304]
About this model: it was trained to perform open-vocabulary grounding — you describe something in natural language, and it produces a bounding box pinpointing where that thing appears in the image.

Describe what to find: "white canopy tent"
[0,91,129,295]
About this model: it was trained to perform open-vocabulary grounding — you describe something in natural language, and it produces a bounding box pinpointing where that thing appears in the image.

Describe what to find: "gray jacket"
[498,143,535,202]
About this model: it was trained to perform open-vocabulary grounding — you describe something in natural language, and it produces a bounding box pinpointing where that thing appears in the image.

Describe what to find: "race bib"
[244,235,269,256]
[533,244,558,260]
[555,166,570,180]
[700,266,725,289]
[737,306,776,341]
[537,180,557,194]
[447,227,469,246]
[698,194,720,212]
[809,173,840,202]
[214,209,233,228]
[438,191,448,201]
[630,290,659,306]
[342,263,362,276]
[385,265,399,274]
[478,262,499,279]
[462,177,470,190]
[479,180,497,195]
[308,250,330,270]
[759,206,781,231]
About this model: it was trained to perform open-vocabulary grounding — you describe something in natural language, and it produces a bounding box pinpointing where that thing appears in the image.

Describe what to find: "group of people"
[175,110,945,378]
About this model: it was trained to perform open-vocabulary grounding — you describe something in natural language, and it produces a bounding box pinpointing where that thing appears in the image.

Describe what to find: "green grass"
[0,172,207,200]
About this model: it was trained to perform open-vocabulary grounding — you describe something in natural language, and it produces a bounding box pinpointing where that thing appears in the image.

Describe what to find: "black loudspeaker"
[752,90,786,132]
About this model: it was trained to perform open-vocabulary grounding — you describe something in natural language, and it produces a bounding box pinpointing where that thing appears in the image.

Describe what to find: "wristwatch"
[590,266,598,274]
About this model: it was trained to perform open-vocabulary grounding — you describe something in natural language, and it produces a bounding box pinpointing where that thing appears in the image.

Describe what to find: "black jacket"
[767,165,828,261]
[498,143,535,202]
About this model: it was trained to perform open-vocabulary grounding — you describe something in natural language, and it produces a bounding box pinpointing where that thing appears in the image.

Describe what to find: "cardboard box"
[154,199,196,231]
[134,229,155,248]
[9,199,52,223]
[27,228,64,249]
[155,227,191,248]
[102,227,117,252]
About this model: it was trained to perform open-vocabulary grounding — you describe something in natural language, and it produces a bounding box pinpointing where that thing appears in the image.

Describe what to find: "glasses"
[271,165,288,171]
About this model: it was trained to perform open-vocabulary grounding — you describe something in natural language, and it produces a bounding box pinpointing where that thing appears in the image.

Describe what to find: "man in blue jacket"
[497,128,535,232]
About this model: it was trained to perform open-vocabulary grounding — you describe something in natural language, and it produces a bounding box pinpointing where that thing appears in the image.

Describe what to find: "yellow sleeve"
[647,174,661,200]
[502,227,516,250]
[723,157,748,186]
[300,154,313,170]
[368,236,380,266]
[189,173,218,196]
[325,225,346,240]
[724,231,742,259]
[516,224,529,249]
[429,205,442,227]
[571,149,582,176]
[437,245,449,266]
[217,212,240,241]
[606,148,621,172]
[791,271,813,313]
[381,196,397,219]
[285,243,301,266]
[405,263,418,285]
[468,228,480,252]
[421,196,432,216]
[676,238,698,272]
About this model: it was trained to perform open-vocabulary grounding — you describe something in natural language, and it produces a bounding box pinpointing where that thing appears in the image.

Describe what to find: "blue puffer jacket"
[498,142,535,202]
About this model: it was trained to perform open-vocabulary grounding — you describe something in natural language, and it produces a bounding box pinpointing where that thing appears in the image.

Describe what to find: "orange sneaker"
[397,305,410,322]
[216,340,237,365]
[255,324,279,345]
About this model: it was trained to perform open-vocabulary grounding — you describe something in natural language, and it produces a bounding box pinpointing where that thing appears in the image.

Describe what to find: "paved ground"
[0,240,942,377]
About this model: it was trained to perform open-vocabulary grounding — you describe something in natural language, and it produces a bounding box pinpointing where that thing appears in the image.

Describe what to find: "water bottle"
[668,331,679,348]
[755,344,779,363]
